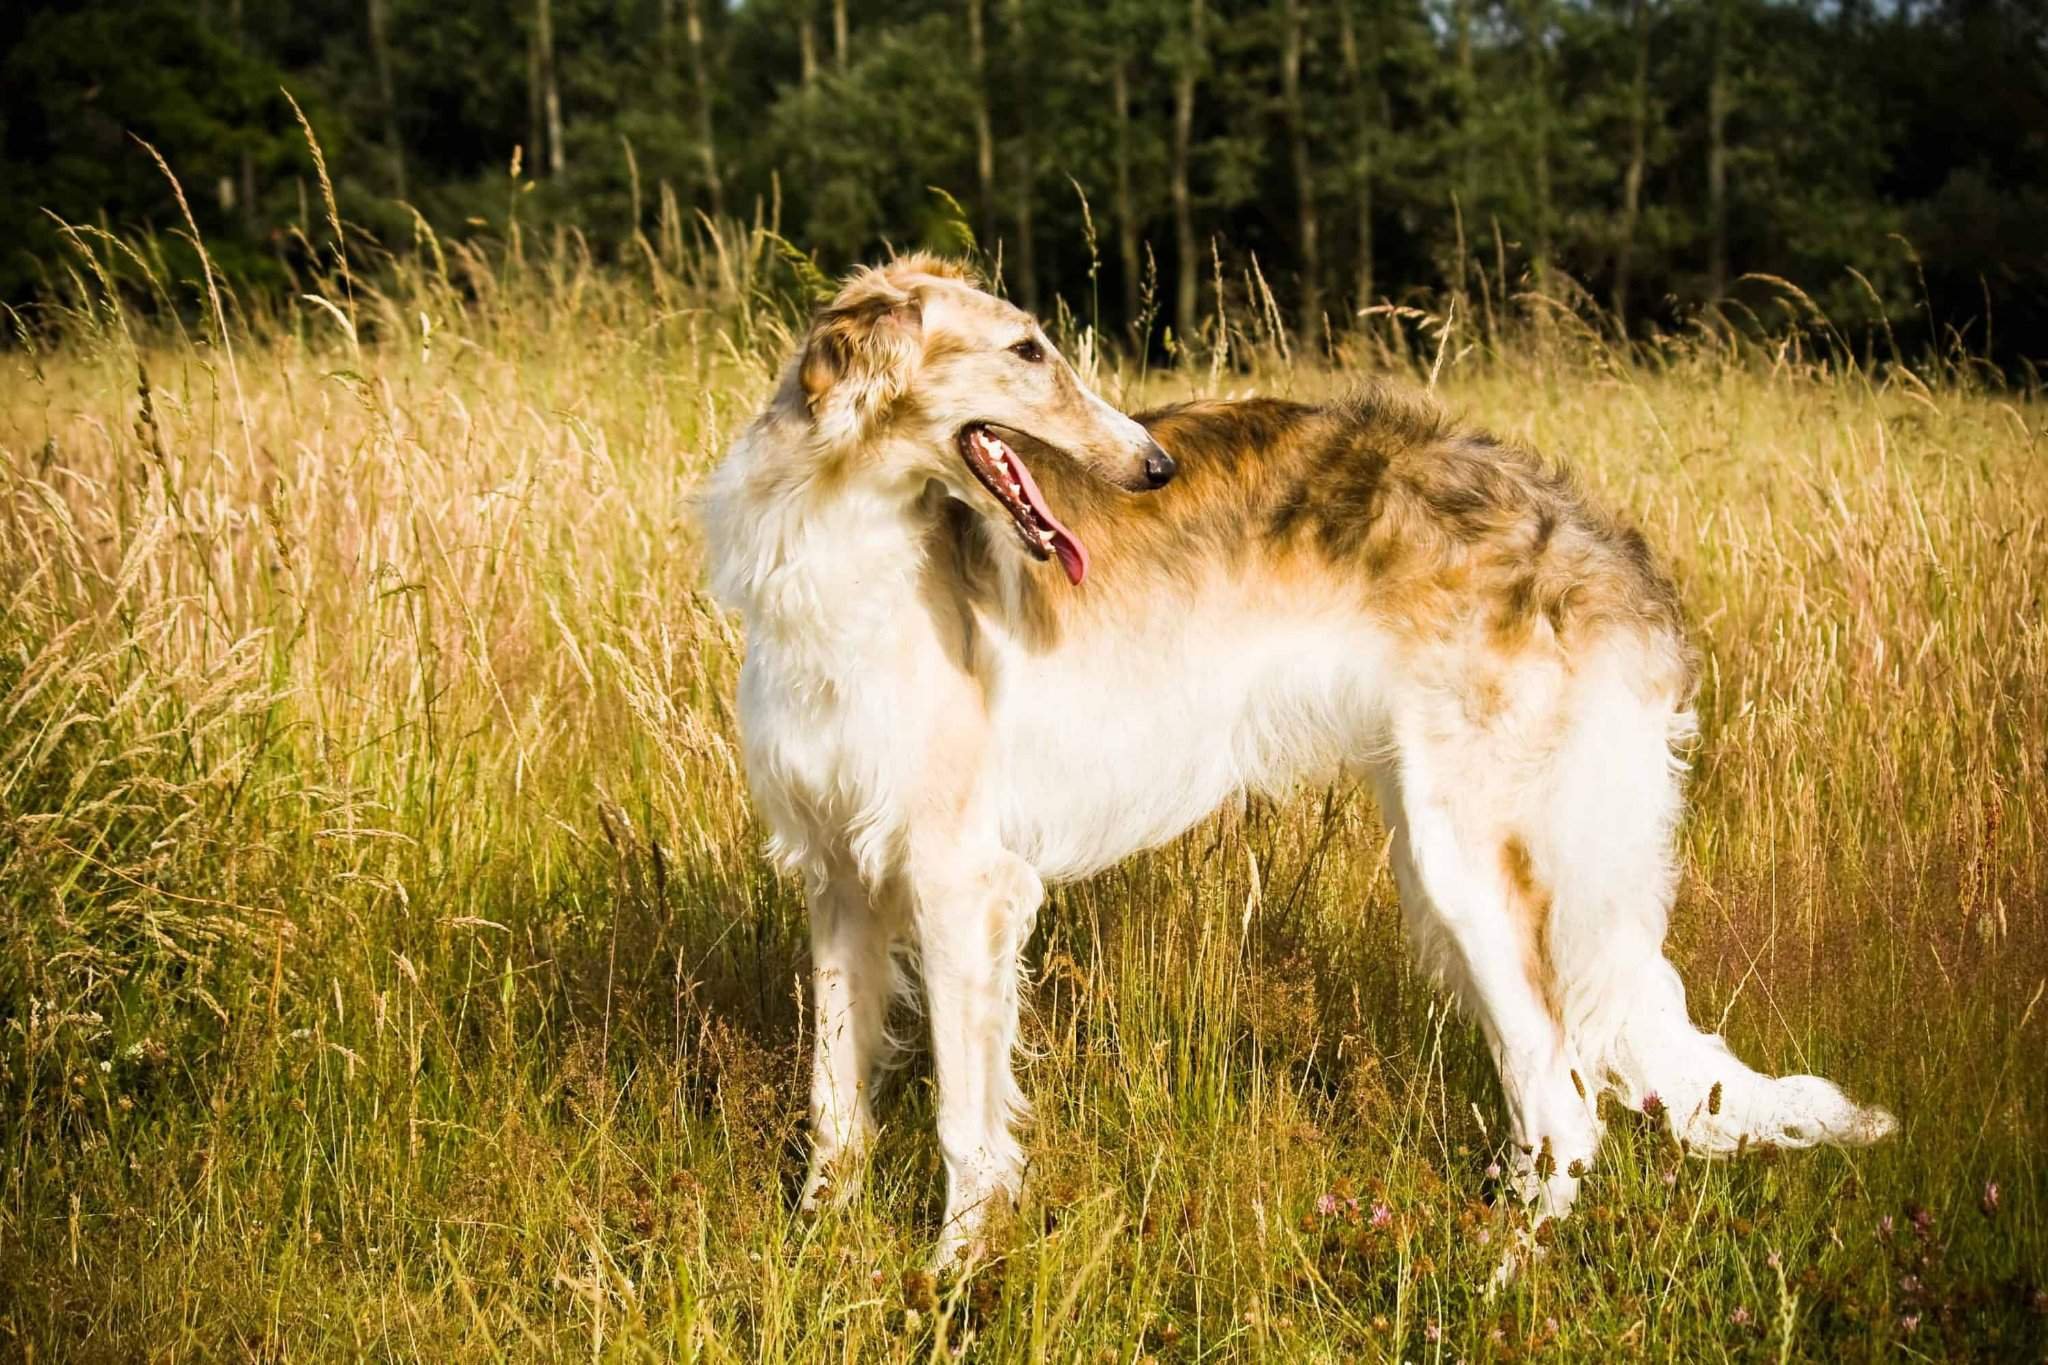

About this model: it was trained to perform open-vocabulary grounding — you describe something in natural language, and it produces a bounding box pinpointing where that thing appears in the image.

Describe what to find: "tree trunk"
[968,0,996,251]
[833,0,848,73]
[1613,0,1650,325]
[799,2,818,86]
[527,27,544,173]
[1281,0,1322,341]
[685,0,725,217]
[536,0,566,176]
[231,0,257,227]
[1337,0,1375,316]
[1112,55,1141,336]
[1171,0,1205,345]
[367,0,408,200]
[1707,0,1729,301]
[1454,0,1476,206]
[1003,0,1038,312]
[1525,0,1553,289]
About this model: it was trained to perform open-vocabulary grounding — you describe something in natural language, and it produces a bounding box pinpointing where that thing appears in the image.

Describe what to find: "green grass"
[1,215,2044,1361]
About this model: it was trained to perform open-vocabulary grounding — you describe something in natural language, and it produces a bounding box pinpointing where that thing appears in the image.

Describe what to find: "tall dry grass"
[1,179,2044,1359]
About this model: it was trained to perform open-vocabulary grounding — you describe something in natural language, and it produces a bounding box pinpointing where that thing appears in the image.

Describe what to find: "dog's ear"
[799,268,924,443]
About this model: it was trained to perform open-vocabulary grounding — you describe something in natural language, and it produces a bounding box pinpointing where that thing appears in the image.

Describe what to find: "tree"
[1002,0,1040,312]
[366,0,406,199]
[685,0,724,217]
[1336,0,1376,316]
[1706,0,1729,301]
[1112,52,1142,332]
[1169,0,1205,344]
[799,0,818,87]
[230,0,259,225]
[1521,0,1556,288]
[533,0,566,177]
[1613,0,1651,323]
[1280,0,1323,338]
[968,0,995,250]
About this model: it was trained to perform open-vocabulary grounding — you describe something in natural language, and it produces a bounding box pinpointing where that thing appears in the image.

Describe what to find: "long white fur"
[703,285,1896,1268]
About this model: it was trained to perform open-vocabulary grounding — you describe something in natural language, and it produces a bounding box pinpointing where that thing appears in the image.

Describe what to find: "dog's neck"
[705,429,938,667]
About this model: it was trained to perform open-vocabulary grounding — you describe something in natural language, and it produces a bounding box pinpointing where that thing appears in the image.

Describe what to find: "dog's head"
[792,254,1174,585]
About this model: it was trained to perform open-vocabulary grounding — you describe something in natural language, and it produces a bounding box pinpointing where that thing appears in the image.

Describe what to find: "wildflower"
[1899,1313,1921,1335]
[1316,1192,1339,1216]
[1370,1202,1393,1229]
[1641,1091,1665,1120]
[1909,1203,1935,1238]
[1980,1181,2000,1217]
[902,1269,938,1314]
[1476,1226,1492,1246]
[1424,1321,1442,1343]
[1729,1308,1751,1327]
[1766,1251,1782,1270]
[1662,1169,1677,1187]
[1900,1274,1922,1295]
[1485,1161,1502,1181]
[1878,1214,1894,1240]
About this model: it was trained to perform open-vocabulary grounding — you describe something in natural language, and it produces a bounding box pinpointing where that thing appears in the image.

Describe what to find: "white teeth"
[969,430,1040,535]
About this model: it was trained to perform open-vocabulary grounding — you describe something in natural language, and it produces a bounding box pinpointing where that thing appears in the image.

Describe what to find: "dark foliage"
[2,0,2043,364]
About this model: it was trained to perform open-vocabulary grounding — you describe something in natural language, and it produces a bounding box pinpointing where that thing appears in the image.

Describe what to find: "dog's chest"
[734,555,976,874]
[737,626,909,844]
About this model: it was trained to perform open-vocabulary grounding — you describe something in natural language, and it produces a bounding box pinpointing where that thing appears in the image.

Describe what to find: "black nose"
[1142,443,1178,488]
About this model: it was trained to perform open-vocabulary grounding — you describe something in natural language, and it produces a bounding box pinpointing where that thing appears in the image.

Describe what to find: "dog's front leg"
[907,839,1042,1268]
[802,866,895,1213]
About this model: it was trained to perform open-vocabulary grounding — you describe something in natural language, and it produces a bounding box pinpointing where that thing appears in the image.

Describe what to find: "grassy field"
[1,218,2045,1361]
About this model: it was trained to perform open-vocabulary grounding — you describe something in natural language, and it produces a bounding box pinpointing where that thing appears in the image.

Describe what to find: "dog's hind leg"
[1536,651,1897,1156]
[907,841,1041,1267]
[1374,728,1603,1223]
[801,866,896,1212]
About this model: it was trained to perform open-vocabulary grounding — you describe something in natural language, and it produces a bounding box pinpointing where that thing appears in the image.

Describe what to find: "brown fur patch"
[799,254,984,419]
[938,383,1695,704]
[1500,834,1564,1028]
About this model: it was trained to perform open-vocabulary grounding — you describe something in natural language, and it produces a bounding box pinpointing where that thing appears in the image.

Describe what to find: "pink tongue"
[1004,448,1089,586]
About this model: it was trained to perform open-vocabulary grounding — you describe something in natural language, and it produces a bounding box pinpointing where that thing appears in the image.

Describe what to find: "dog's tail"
[1536,641,1898,1154]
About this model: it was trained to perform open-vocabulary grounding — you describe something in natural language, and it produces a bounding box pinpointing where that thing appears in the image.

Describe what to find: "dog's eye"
[1008,338,1045,363]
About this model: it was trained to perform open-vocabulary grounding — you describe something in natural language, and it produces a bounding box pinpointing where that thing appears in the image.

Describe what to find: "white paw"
[1485,1225,1547,1295]
[1674,1076,1899,1153]
[1507,1137,1588,1222]
[932,1163,1023,1270]
[800,1145,869,1214]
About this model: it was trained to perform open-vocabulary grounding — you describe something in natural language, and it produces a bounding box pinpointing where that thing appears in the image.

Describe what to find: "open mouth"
[957,424,1090,585]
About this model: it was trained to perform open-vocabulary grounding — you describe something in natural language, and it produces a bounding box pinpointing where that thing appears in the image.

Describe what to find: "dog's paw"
[799,1148,869,1215]
[1485,1224,1548,1296]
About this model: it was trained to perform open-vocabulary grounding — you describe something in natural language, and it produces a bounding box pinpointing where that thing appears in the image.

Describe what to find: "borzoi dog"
[703,254,1895,1267]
